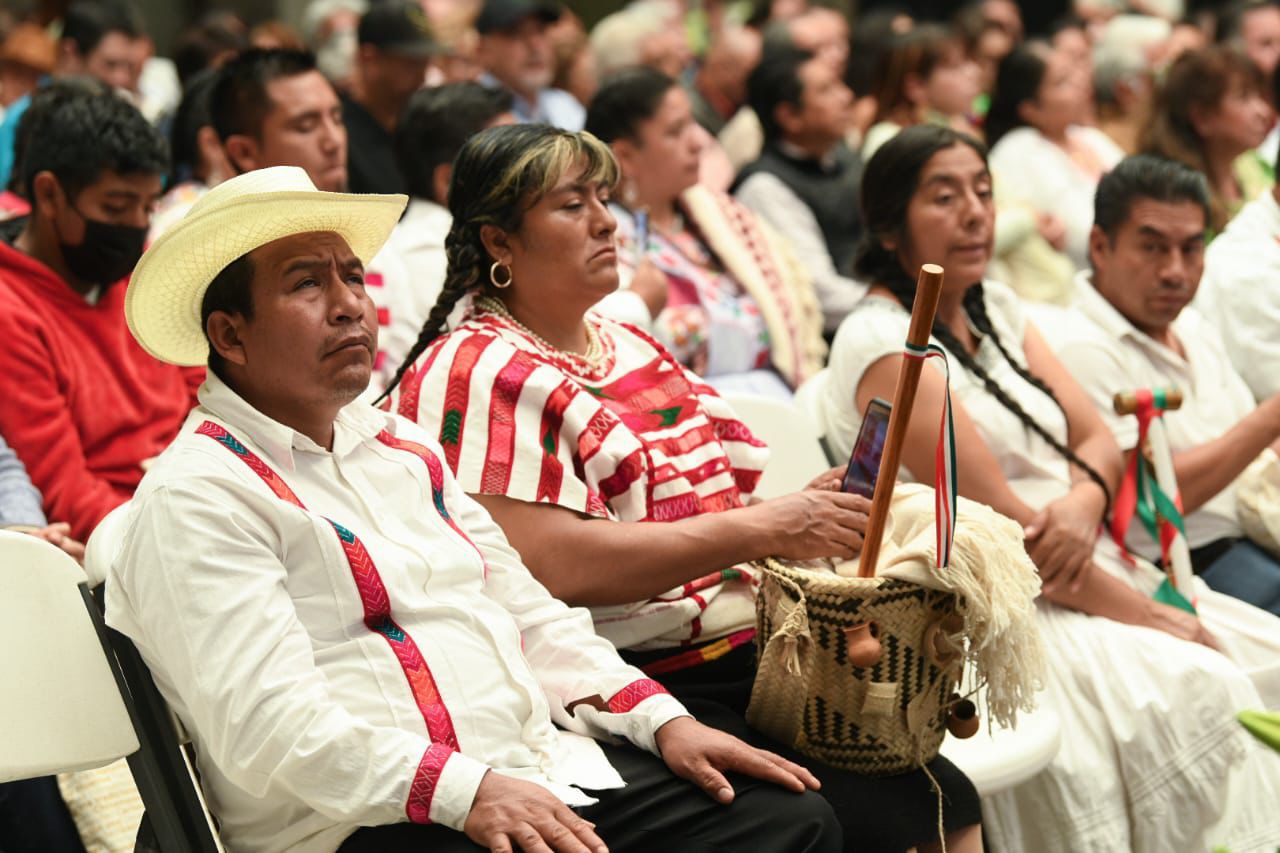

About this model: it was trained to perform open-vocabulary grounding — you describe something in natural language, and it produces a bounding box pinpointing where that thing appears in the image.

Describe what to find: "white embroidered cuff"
[424,749,491,831]
[633,694,693,756]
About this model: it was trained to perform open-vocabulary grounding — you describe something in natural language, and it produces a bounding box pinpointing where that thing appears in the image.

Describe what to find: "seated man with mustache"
[1056,154,1280,617]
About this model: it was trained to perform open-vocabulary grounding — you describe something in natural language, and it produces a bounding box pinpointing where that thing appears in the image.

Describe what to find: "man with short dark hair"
[57,0,140,91]
[0,0,141,191]
[211,47,410,394]
[1056,154,1280,615]
[342,1,435,194]
[108,165,841,853]
[476,0,583,130]
[734,43,864,334]
[380,82,513,385]
[0,86,195,542]
[212,49,347,193]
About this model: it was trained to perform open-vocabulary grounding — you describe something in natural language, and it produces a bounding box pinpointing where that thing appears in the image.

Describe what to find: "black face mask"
[58,206,147,287]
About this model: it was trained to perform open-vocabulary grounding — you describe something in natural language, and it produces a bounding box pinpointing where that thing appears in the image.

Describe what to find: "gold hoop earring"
[490,261,513,289]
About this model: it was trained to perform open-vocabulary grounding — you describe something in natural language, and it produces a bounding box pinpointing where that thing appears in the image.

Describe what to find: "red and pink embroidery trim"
[197,420,459,823]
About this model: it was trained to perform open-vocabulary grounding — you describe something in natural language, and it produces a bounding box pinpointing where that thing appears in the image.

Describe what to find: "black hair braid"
[375,228,488,404]
[879,271,1112,516]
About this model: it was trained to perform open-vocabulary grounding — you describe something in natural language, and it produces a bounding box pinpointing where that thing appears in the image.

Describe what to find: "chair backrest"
[0,530,139,782]
[793,368,839,467]
[83,503,225,852]
[96,601,225,853]
[719,392,831,499]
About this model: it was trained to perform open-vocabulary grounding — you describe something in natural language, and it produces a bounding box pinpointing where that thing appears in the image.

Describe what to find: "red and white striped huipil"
[392,309,770,651]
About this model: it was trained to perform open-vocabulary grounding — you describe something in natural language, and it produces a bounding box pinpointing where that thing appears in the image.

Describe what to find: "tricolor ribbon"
[1110,389,1196,613]
[903,342,957,568]
[1110,389,1186,565]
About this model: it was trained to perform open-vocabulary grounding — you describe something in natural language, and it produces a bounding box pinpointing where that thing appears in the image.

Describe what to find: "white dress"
[988,126,1124,271]
[817,282,1280,853]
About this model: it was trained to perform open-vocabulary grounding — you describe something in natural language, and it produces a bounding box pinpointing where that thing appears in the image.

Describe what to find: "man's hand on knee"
[654,717,822,804]
[463,771,607,853]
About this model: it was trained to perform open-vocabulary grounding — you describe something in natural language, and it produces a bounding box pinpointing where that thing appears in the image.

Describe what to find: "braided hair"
[857,124,1112,512]
[378,124,620,402]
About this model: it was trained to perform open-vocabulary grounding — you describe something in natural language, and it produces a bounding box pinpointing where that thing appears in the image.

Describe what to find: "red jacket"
[0,241,200,540]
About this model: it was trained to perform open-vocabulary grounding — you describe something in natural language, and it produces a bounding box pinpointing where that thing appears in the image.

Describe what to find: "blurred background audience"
[9,1,1280,850]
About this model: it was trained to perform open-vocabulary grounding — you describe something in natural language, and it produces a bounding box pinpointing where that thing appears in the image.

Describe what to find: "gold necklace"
[474,295,605,366]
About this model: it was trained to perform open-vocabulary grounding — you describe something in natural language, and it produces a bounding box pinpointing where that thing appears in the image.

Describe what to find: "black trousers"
[624,643,983,853]
[339,736,842,853]
[0,777,86,853]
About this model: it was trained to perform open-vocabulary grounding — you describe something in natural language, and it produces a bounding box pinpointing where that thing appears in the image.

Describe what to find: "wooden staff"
[1113,389,1194,596]
[858,264,946,578]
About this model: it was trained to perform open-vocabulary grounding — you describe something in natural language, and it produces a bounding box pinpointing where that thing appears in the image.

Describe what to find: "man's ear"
[1086,223,1109,273]
[29,171,64,221]
[431,162,452,207]
[222,134,259,175]
[206,311,249,368]
[479,223,513,267]
[774,100,803,138]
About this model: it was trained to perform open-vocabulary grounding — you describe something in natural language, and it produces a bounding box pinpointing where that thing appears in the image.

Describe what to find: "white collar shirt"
[1197,190,1280,400]
[105,372,687,853]
[1054,271,1254,557]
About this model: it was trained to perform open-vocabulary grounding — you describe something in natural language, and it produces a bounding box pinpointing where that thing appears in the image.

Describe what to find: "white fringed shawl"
[836,484,1046,727]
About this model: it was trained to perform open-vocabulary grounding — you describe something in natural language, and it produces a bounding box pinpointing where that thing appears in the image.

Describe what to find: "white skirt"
[983,539,1280,853]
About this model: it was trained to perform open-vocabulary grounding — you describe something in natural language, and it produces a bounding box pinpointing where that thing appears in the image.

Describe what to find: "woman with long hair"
[380,122,984,853]
[861,23,982,160]
[584,67,826,399]
[986,42,1124,271]
[814,123,1280,853]
[1141,44,1273,234]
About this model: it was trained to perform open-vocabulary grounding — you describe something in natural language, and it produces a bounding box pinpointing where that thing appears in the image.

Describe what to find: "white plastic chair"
[939,686,1062,796]
[792,370,829,436]
[0,529,139,782]
[719,391,831,499]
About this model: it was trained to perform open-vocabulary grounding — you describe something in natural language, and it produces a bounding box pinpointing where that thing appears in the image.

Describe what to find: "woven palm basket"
[746,557,963,776]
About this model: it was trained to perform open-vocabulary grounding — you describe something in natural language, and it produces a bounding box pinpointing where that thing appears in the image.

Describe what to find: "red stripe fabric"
[406,743,455,824]
[536,381,578,503]
[439,335,492,472]
[606,678,670,713]
[639,628,757,676]
[481,353,538,495]
[197,420,464,822]
[395,336,448,423]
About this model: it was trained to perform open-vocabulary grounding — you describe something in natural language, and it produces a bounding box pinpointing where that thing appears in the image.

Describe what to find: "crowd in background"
[9,0,1280,850]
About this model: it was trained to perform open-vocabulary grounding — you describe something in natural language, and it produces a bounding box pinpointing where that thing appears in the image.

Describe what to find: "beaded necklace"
[473,294,607,369]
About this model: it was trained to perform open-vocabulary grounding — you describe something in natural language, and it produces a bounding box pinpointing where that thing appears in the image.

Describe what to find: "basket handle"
[756,558,806,607]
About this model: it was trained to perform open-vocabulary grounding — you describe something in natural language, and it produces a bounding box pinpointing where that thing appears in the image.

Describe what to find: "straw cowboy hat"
[126,166,407,366]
